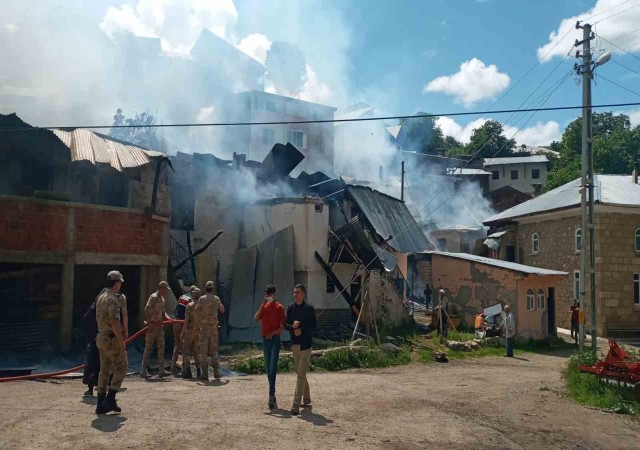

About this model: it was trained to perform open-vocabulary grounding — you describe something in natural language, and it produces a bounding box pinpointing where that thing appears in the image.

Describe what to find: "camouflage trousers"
[199,329,219,369]
[142,327,165,370]
[171,323,184,364]
[96,332,128,395]
[181,330,200,369]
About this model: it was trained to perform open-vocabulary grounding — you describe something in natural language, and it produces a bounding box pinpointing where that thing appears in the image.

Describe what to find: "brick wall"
[515,214,581,330]
[0,198,67,252]
[594,213,640,332]
[0,196,166,257]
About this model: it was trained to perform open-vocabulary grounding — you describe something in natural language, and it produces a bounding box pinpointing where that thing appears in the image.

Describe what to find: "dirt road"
[1,351,638,450]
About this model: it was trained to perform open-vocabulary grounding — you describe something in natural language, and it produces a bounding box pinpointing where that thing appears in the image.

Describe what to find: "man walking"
[95,270,128,414]
[569,300,580,345]
[140,281,172,378]
[254,284,285,410]
[504,305,516,357]
[197,281,225,381]
[171,286,196,376]
[181,287,201,379]
[285,284,316,416]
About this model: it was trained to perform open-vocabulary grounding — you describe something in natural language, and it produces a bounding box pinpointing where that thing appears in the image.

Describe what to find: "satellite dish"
[595,51,611,67]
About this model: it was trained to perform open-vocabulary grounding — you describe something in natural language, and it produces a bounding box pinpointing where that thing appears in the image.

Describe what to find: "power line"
[609,57,640,76]
[594,31,640,65]
[593,2,640,24]
[3,102,639,133]
[597,74,640,97]
[583,0,636,22]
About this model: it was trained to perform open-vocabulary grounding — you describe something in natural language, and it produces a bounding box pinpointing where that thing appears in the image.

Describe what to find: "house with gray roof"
[483,174,640,337]
[484,155,549,196]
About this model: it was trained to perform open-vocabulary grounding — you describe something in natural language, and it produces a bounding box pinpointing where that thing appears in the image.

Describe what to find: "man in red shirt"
[569,300,580,344]
[254,284,286,410]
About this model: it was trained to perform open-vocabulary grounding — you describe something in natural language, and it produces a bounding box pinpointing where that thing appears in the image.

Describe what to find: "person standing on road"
[503,305,516,357]
[95,270,128,414]
[197,281,225,381]
[181,287,201,379]
[254,284,286,410]
[569,300,580,344]
[171,286,196,376]
[140,281,172,378]
[285,284,316,416]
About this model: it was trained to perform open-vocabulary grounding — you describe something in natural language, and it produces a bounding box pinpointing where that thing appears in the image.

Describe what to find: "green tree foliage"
[543,112,640,192]
[398,113,447,155]
[111,108,168,151]
[465,120,516,159]
[443,135,467,157]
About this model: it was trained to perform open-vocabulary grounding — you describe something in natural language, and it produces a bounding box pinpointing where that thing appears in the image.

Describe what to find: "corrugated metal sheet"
[50,129,164,171]
[334,216,384,271]
[484,175,640,224]
[347,185,433,254]
[431,251,567,276]
[484,155,549,166]
[259,143,304,181]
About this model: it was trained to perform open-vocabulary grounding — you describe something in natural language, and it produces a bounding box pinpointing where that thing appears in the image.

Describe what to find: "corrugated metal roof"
[51,129,164,171]
[347,185,433,254]
[447,167,491,176]
[431,251,568,276]
[483,155,549,166]
[484,175,640,224]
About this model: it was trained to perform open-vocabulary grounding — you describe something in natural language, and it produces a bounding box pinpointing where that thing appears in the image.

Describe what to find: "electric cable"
[593,2,640,24]
[597,74,640,97]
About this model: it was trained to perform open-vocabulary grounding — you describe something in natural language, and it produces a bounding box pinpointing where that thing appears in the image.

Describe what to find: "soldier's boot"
[182,365,193,379]
[198,367,209,381]
[170,358,179,376]
[95,393,107,414]
[196,367,202,379]
[213,367,221,379]
[158,359,169,378]
[140,366,150,378]
[101,388,121,414]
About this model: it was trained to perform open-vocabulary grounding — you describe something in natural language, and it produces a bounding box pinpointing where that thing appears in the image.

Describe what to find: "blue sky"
[9,0,640,145]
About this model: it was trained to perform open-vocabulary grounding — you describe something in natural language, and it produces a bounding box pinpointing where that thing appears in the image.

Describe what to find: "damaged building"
[0,114,171,353]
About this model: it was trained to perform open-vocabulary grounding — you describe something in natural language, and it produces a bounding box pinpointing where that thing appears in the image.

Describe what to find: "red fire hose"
[0,319,183,383]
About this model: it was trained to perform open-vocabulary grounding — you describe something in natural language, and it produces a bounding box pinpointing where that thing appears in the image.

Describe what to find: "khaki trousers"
[182,331,200,369]
[171,323,184,364]
[292,345,311,405]
[96,333,128,394]
[199,330,219,369]
[142,327,165,370]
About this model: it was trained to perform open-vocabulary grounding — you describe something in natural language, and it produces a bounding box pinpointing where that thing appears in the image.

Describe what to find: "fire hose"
[0,319,183,383]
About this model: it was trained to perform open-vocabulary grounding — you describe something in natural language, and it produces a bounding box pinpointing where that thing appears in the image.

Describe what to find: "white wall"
[243,200,329,272]
[486,162,548,194]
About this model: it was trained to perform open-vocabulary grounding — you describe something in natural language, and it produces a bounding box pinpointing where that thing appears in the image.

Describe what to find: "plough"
[578,339,640,400]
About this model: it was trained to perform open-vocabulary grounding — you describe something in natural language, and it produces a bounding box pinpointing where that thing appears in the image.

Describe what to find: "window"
[531,233,539,254]
[532,168,540,179]
[526,289,535,311]
[635,274,640,306]
[492,170,499,180]
[575,228,582,253]
[537,289,545,309]
[511,170,519,180]
[636,228,640,252]
[437,238,447,250]
[574,271,581,301]
[265,100,276,112]
[287,129,306,148]
[262,128,274,145]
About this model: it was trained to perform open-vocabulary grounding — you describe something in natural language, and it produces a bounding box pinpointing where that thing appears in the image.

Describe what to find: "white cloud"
[424,58,510,108]
[100,0,239,54]
[538,0,640,62]
[438,117,561,146]
[626,109,640,127]
[236,33,271,65]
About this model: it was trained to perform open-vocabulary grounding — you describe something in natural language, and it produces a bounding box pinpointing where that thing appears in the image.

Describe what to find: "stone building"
[484,174,640,336]
[0,114,171,352]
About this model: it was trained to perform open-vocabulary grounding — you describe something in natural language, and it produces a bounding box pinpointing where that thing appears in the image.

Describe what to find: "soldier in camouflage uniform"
[180,287,201,378]
[197,281,225,380]
[140,281,172,378]
[171,286,197,376]
[95,270,128,415]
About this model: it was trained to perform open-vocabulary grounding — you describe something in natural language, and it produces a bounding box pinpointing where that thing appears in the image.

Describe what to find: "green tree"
[543,112,639,192]
[443,135,467,157]
[465,120,516,159]
[398,112,446,155]
[111,108,168,151]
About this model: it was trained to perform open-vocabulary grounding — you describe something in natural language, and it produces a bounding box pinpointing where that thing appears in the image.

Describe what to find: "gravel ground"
[0,351,639,450]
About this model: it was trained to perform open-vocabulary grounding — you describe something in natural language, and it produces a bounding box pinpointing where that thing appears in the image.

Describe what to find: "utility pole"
[401,160,405,201]
[575,21,596,353]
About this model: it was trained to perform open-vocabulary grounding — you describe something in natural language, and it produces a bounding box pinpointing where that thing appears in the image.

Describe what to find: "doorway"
[548,287,556,336]
[506,246,516,262]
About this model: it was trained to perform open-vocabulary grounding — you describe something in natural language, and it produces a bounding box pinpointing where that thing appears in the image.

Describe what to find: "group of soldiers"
[92,270,224,415]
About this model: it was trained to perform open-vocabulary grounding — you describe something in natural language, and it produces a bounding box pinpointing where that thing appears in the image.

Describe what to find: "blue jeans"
[263,335,281,396]
[506,337,514,357]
